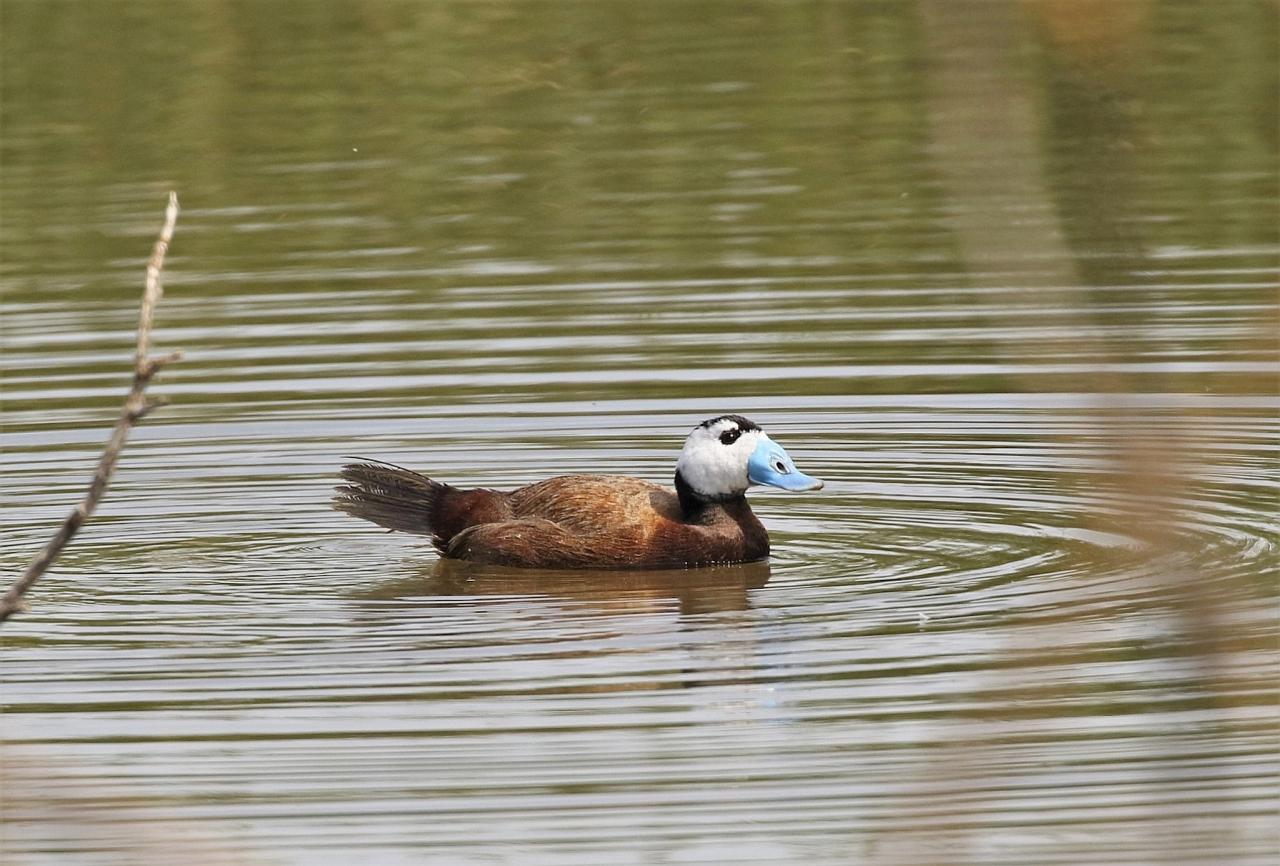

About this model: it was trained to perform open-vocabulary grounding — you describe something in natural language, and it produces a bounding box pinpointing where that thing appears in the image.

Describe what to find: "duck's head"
[675,414,823,504]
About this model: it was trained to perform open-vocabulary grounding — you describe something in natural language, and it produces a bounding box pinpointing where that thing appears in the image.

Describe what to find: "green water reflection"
[3,2,1275,296]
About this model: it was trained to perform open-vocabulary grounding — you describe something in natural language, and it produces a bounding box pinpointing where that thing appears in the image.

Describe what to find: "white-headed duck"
[333,414,822,569]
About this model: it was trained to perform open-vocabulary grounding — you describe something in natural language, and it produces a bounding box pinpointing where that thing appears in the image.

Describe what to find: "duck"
[332,414,822,569]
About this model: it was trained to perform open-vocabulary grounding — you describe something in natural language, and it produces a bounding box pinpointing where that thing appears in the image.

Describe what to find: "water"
[2,2,1277,864]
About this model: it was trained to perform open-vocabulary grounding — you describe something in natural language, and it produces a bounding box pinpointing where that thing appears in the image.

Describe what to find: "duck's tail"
[332,460,448,536]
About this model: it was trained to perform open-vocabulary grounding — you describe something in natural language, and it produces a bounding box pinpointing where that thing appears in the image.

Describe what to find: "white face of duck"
[675,415,824,500]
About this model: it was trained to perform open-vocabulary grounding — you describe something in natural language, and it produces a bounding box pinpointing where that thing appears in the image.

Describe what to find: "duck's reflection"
[362,558,772,617]
[350,559,774,695]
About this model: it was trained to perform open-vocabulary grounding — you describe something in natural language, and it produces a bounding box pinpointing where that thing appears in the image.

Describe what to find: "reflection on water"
[2,2,1277,865]
[379,559,772,615]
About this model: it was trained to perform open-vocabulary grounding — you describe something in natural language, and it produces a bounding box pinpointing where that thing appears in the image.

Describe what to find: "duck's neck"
[674,470,769,560]
[675,469,748,520]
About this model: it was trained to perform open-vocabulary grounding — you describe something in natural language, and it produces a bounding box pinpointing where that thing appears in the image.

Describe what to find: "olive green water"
[2,2,1277,864]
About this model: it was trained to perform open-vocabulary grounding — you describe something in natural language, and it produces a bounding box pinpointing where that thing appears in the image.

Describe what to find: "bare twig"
[0,192,182,624]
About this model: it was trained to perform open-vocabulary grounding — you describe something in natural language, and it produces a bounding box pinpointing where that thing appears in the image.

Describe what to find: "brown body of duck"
[333,415,823,570]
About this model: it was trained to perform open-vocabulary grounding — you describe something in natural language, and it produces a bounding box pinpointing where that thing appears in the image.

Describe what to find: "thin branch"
[0,192,182,624]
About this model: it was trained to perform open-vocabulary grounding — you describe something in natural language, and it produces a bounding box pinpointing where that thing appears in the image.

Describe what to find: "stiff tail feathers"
[332,459,448,536]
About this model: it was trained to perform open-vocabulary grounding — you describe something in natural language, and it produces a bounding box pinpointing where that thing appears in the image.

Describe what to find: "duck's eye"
[719,428,741,445]
[773,459,787,473]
